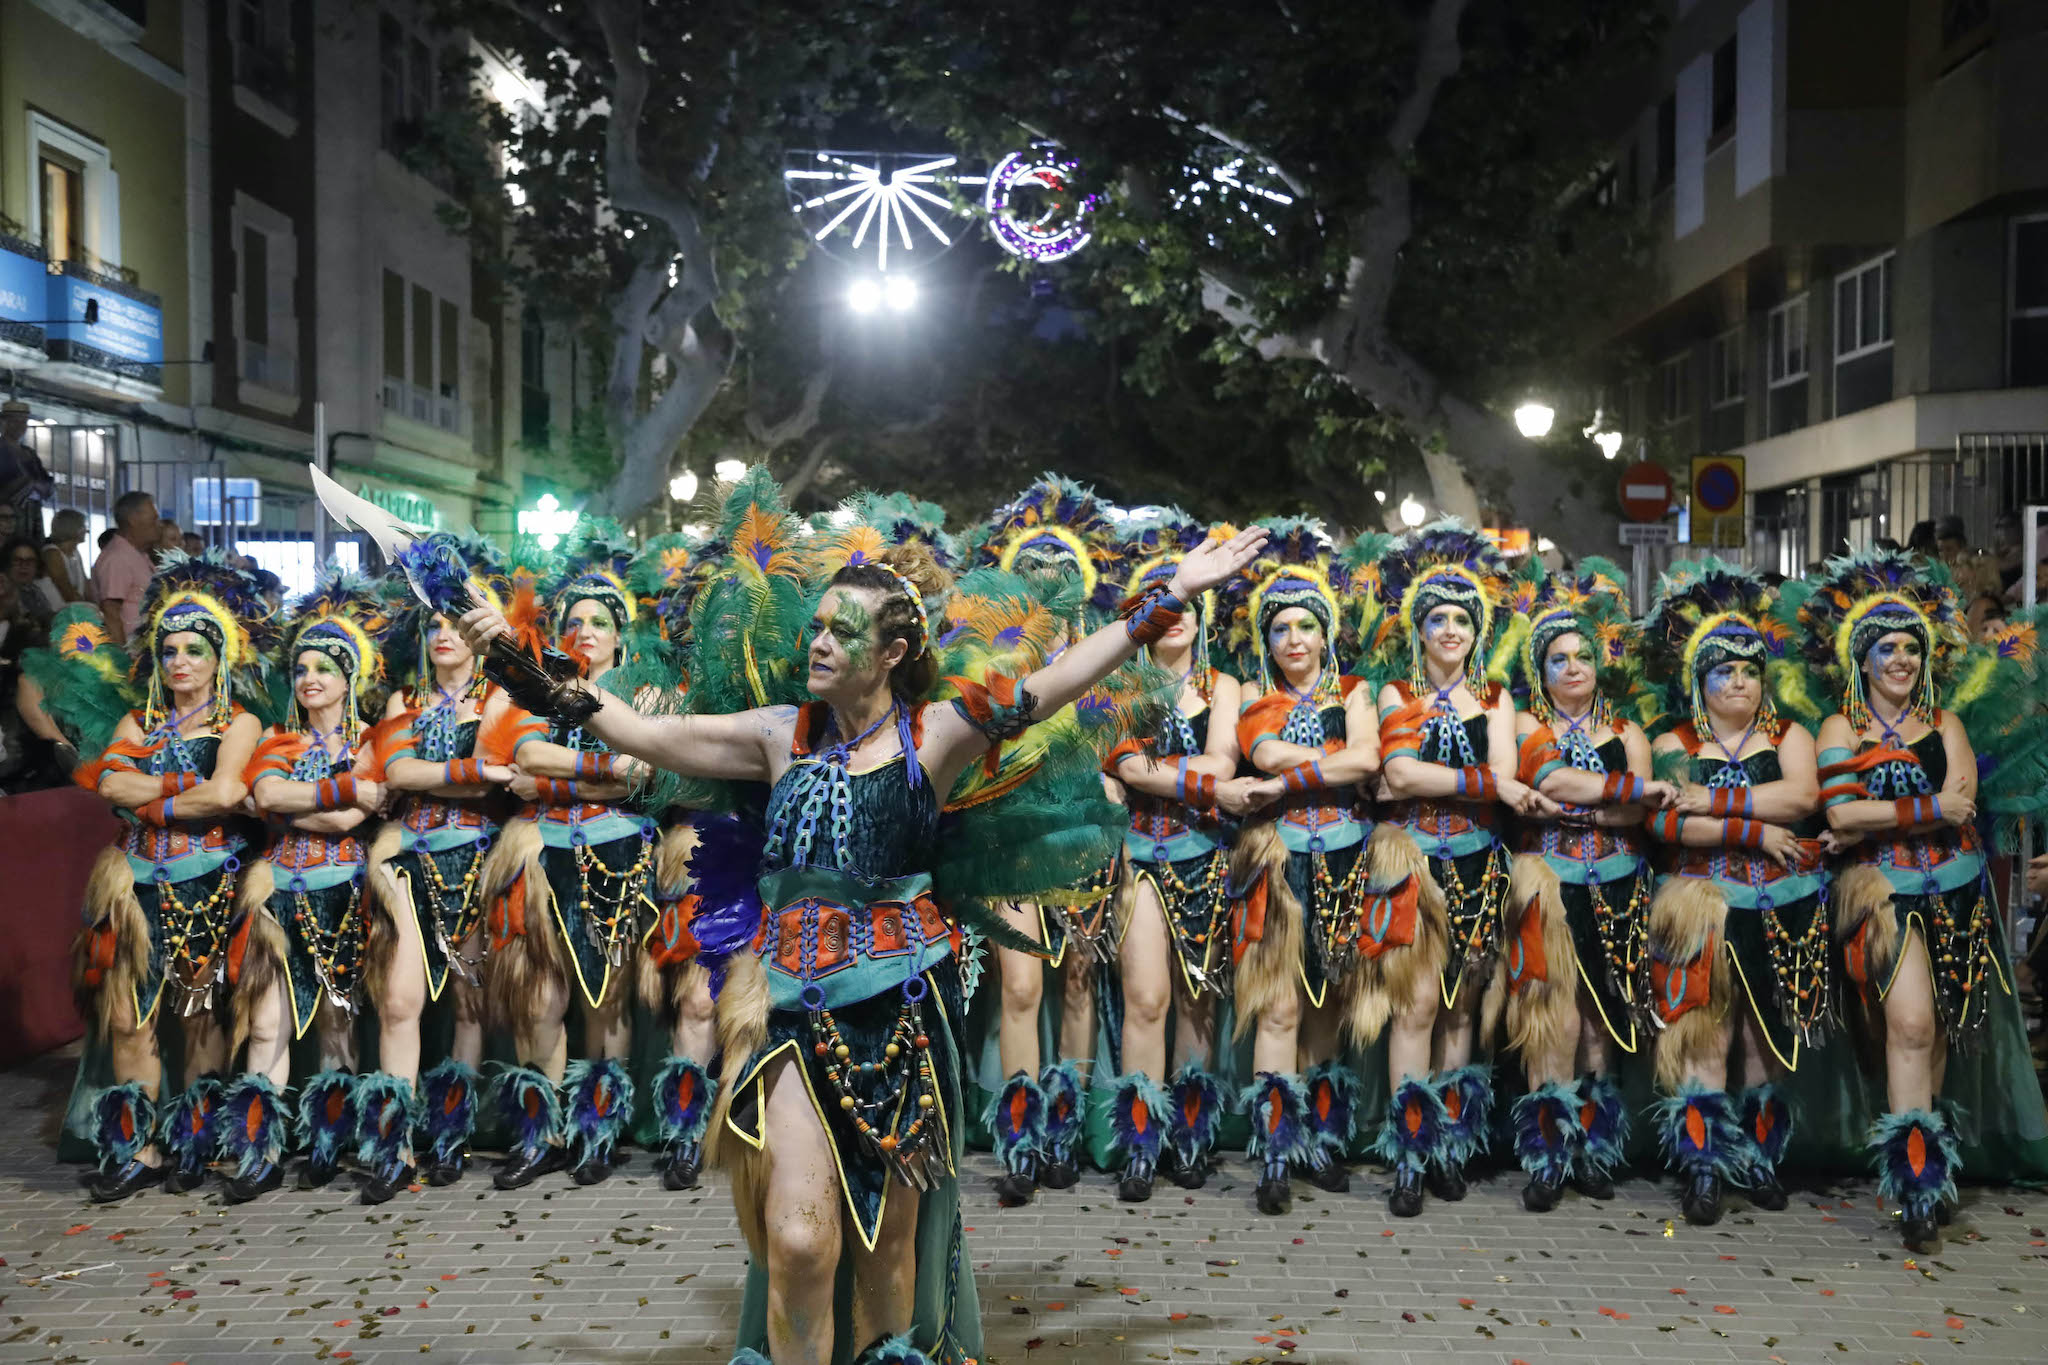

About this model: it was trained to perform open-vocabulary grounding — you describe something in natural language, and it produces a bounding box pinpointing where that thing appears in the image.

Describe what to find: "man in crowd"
[90,490,157,645]
[0,399,53,534]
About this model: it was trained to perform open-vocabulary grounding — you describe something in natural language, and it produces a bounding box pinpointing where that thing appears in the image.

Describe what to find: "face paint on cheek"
[834,597,875,671]
[1545,652,1573,686]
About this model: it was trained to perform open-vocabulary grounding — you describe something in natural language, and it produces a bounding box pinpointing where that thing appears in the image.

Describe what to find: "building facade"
[1598,0,2048,572]
[0,0,590,591]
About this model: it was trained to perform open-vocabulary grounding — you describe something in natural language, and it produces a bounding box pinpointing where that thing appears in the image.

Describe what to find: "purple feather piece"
[395,535,478,617]
[1511,1082,1583,1181]
[1167,1064,1225,1168]
[1372,1077,1447,1173]
[1576,1075,1629,1173]
[684,815,768,987]
[492,1065,562,1158]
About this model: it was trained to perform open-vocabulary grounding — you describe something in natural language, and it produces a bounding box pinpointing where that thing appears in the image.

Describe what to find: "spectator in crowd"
[96,527,117,551]
[0,501,15,541]
[1970,592,2007,642]
[154,517,184,564]
[90,490,158,645]
[1906,519,1938,557]
[182,530,205,557]
[4,537,56,631]
[39,508,93,604]
[0,398,53,533]
[1935,515,2002,602]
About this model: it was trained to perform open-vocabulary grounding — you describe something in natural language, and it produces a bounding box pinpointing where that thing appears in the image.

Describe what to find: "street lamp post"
[1398,495,1427,528]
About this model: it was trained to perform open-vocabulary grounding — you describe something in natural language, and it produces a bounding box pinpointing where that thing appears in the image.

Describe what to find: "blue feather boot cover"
[1244,1071,1311,1215]
[1571,1074,1628,1198]
[491,1064,565,1190]
[1871,1106,1960,1253]
[1164,1063,1225,1189]
[1107,1072,1170,1202]
[1738,1084,1794,1211]
[355,1072,423,1204]
[84,1081,159,1202]
[416,1059,479,1186]
[217,1074,289,1203]
[295,1070,358,1190]
[158,1076,223,1195]
[1376,1075,1448,1218]
[1652,1081,1749,1226]
[985,1071,1046,1205]
[1037,1060,1085,1189]
[1511,1081,1583,1212]
[1301,1061,1358,1193]
[1428,1063,1493,1201]
[852,1330,933,1364]
[563,1058,634,1186]
[651,1056,716,1191]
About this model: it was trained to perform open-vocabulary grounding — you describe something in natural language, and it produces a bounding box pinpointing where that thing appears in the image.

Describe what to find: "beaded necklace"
[766,702,898,881]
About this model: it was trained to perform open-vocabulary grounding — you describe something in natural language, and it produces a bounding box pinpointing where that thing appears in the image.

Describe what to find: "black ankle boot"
[1521,1170,1565,1212]
[1117,1171,1154,1203]
[1748,1172,1788,1211]
[161,1157,209,1196]
[360,1161,415,1206]
[1306,1158,1350,1193]
[1425,1159,1467,1202]
[1387,1166,1425,1218]
[298,1154,340,1191]
[426,1153,466,1187]
[661,1147,702,1191]
[1255,1175,1293,1215]
[87,1158,166,1204]
[1166,1150,1208,1189]
[1680,1172,1724,1226]
[1569,1158,1614,1200]
[493,1145,567,1191]
[569,1148,614,1186]
[221,1161,283,1205]
[993,1160,1038,1206]
[1901,1210,1941,1254]
[1038,1155,1079,1190]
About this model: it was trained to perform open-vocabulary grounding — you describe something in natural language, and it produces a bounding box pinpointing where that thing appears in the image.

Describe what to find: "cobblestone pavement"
[3,1053,2044,1364]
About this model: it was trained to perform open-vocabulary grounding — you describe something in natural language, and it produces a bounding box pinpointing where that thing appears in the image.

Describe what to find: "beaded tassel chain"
[1707,749,1831,1045]
[809,983,943,1191]
[143,704,241,1015]
[1555,721,1652,1024]
[286,740,366,1014]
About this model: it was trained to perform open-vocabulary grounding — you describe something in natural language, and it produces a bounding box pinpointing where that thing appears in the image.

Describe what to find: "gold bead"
[839,1095,856,1111]
[834,1044,850,1061]
[884,1042,900,1059]
[917,1093,934,1110]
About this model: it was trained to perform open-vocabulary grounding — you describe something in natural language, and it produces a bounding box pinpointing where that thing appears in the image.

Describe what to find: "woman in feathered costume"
[455,469,1264,1365]
[1505,560,1675,1212]
[1369,520,1546,1217]
[227,571,395,1203]
[1795,549,2048,1251]
[630,528,723,1190]
[966,475,1127,1203]
[1095,509,1258,1202]
[473,528,672,1191]
[1220,520,1381,1216]
[362,536,514,1192]
[70,551,268,1202]
[1639,559,1822,1228]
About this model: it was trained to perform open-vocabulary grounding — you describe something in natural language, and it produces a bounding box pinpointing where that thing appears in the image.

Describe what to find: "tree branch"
[480,0,582,54]
[745,366,836,450]
[778,433,835,506]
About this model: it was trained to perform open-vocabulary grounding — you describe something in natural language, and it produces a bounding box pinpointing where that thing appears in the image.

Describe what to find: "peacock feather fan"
[19,604,137,758]
[1791,548,1973,731]
[685,467,816,718]
[847,489,962,571]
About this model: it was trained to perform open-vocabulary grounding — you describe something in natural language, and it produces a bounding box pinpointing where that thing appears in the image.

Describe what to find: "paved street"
[1,1051,2043,1364]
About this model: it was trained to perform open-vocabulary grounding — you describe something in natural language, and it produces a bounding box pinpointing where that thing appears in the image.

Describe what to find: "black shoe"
[221,1161,283,1205]
[1680,1172,1723,1226]
[298,1155,340,1191]
[569,1149,614,1186]
[1165,1150,1208,1189]
[1306,1159,1351,1194]
[426,1153,465,1188]
[1425,1160,1467,1202]
[1569,1159,1615,1201]
[1522,1171,1565,1212]
[993,1167,1037,1206]
[1935,1196,1955,1226]
[1387,1167,1425,1218]
[493,1145,567,1191]
[1902,1212,1941,1254]
[660,1148,702,1191]
[360,1162,415,1206]
[1255,1176,1293,1215]
[87,1159,165,1204]
[161,1160,209,1196]
[1117,1172,1154,1203]
[1749,1174,1788,1212]
[1039,1155,1079,1190]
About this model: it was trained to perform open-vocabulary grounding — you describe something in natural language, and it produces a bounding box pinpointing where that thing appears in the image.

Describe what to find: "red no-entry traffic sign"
[1619,460,1674,523]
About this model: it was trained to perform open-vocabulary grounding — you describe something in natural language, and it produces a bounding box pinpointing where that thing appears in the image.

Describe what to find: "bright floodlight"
[883,275,918,312]
[669,470,699,502]
[1514,402,1555,439]
[1373,489,1388,504]
[847,278,883,313]
[1398,495,1427,528]
[714,459,747,482]
[1595,430,1624,460]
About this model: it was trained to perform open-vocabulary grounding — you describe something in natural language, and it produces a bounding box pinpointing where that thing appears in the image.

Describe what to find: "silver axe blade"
[308,463,435,608]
